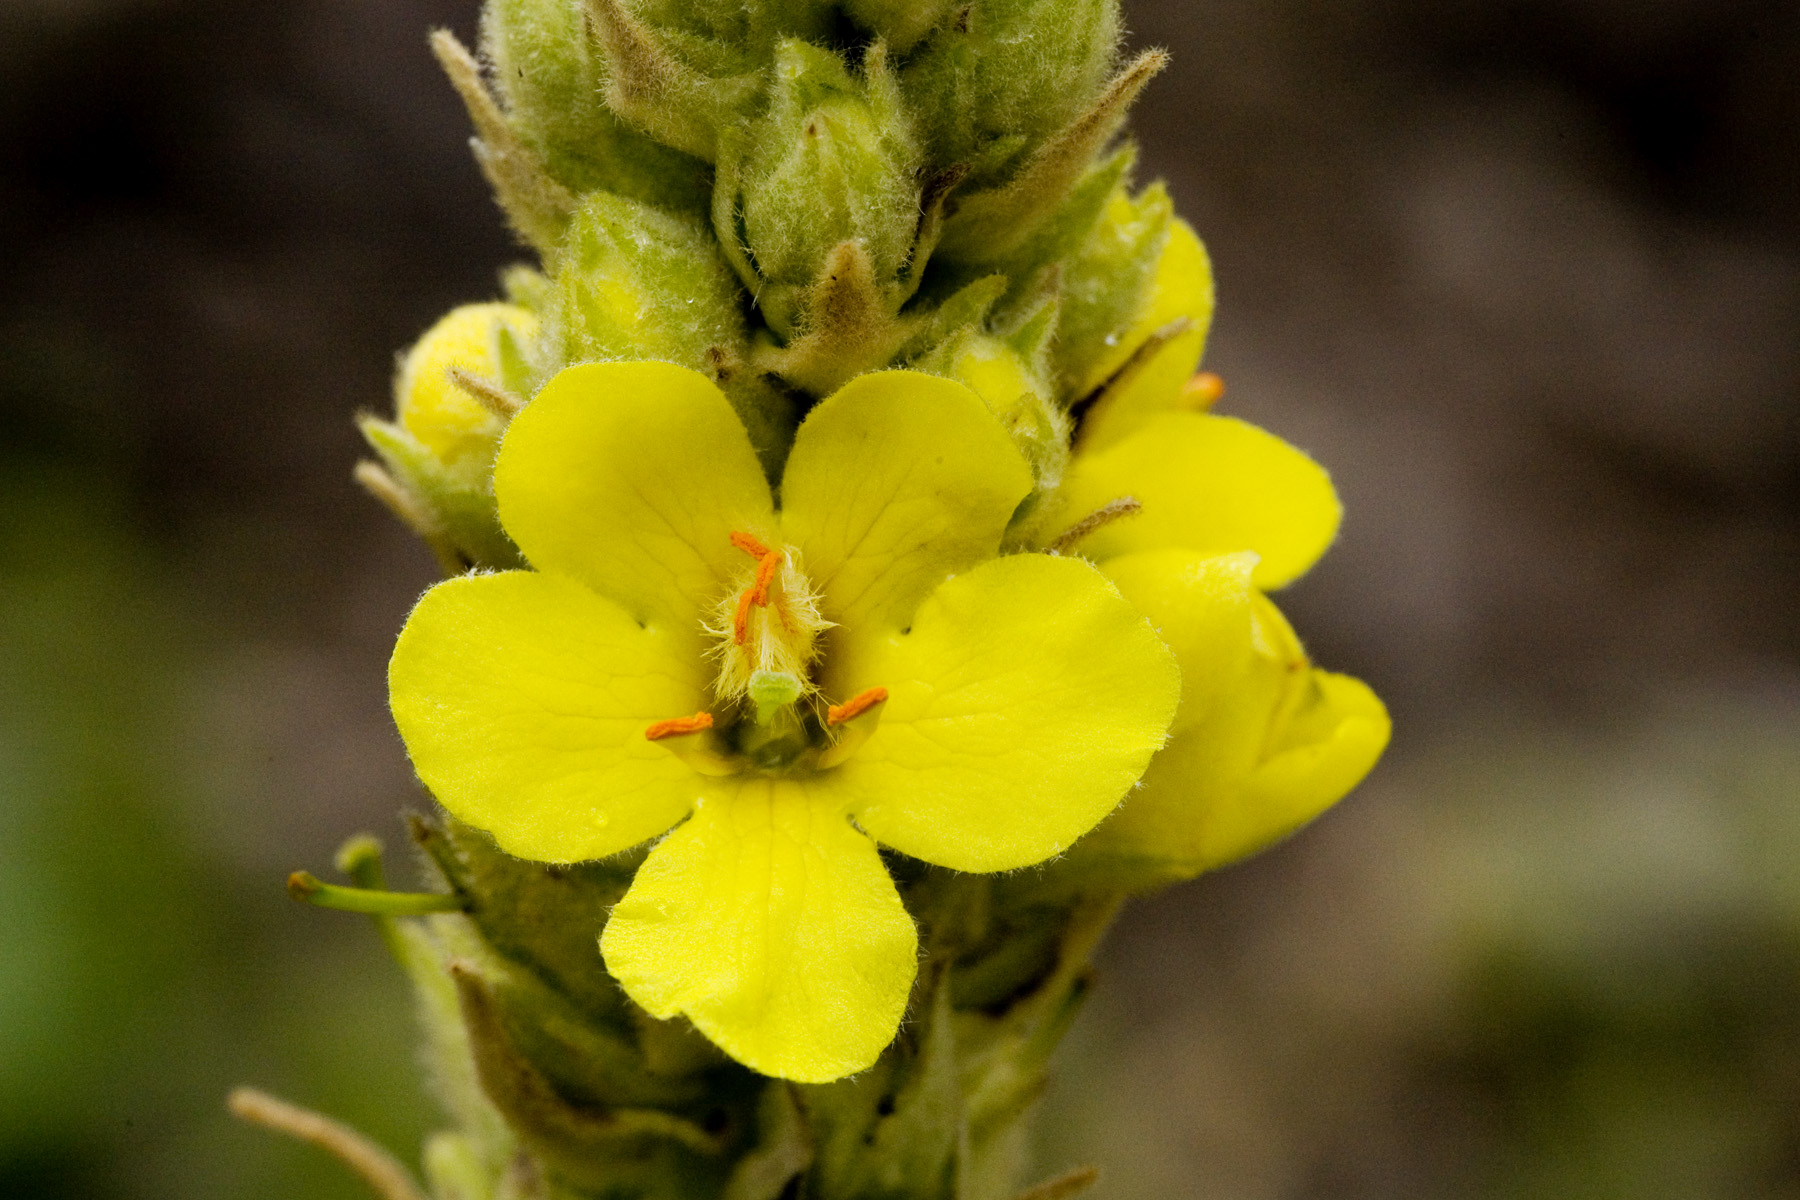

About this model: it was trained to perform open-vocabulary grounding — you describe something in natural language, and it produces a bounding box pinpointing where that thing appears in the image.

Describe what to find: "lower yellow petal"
[1236,670,1390,855]
[600,778,917,1083]
[827,554,1179,873]
[1075,560,1389,882]
[1121,667,1387,877]
[1058,412,1341,590]
[389,571,705,863]
[1101,549,1260,738]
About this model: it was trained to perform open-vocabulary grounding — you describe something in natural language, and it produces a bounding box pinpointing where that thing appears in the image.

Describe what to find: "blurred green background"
[1,0,1795,1196]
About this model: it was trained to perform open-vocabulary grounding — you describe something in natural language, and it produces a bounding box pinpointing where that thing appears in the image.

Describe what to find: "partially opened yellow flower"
[1049,370,1389,884]
[389,361,1178,1082]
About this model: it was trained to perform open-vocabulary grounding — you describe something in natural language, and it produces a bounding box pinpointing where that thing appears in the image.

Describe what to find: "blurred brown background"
[1,0,1796,1196]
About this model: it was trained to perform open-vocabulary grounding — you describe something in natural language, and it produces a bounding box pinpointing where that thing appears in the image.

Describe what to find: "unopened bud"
[902,0,1120,188]
[585,0,766,161]
[356,303,538,570]
[546,191,749,368]
[480,0,712,214]
[396,303,538,471]
[926,331,1070,511]
[545,191,797,468]
[1054,181,1174,397]
[732,40,922,338]
[841,0,960,53]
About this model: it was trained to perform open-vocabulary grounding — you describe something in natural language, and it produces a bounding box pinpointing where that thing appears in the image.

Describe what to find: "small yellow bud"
[394,303,539,470]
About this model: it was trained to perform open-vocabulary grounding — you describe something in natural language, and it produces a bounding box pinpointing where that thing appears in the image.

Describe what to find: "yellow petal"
[1075,577,1389,882]
[779,370,1032,634]
[1057,412,1341,589]
[389,571,705,862]
[1236,670,1390,854]
[825,554,1179,873]
[495,362,775,635]
[1115,666,1387,878]
[600,778,917,1083]
[396,303,537,468]
[1100,549,1262,738]
[1073,321,1209,456]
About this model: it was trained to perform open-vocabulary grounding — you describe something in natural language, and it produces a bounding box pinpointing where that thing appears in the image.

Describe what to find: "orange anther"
[1181,371,1225,410]
[645,712,714,741]
[730,531,773,560]
[732,586,755,645]
[827,687,889,726]
[749,550,781,606]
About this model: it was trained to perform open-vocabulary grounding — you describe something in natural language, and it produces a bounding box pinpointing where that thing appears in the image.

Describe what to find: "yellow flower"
[1050,343,1389,884]
[388,362,1179,1081]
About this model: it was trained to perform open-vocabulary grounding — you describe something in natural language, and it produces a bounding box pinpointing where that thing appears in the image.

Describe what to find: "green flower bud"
[1053,178,1172,396]
[932,48,1163,268]
[546,191,747,368]
[545,190,797,470]
[728,40,922,339]
[481,0,713,214]
[631,0,834,49]
[840,0,961,53]
[584,0,793,162]
[902,0,1120,187]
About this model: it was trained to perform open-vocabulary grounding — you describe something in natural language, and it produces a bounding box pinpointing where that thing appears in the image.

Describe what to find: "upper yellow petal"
[778,371,1033,635]
[599,777,917,1083]
[389,570,705,862]
[824,553,1179,873]
[495,362,775,636]
[1056,412,1341,589]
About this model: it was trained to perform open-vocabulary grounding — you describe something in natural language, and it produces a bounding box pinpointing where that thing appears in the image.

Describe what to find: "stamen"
[828,687,889,726]
[749,549,782,605]
[732,587,755,644]
[645,712,714,741]
[730,530,773,560]
[1048,496,1142,555]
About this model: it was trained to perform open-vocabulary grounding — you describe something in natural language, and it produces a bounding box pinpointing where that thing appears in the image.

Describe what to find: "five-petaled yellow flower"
[388,361,1179,1082]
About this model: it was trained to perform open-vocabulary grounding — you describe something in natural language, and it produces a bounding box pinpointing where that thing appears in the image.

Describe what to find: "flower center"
[711,530,829,705]
[641,531,888,773]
